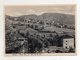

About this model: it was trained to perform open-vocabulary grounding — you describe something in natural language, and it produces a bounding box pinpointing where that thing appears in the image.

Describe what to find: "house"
[59,35,75,51]
[63,37,74,49]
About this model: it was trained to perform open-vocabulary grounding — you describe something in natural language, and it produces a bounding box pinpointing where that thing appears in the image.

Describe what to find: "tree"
[39,21,44,25]
[68,47,74,53]
[50,34,53,37]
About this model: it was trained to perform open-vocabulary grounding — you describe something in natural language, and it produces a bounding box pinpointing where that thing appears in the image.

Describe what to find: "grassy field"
[44,25,75,34]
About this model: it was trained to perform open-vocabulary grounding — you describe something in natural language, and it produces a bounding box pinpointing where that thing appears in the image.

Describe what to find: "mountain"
[5,13,75,26]
[41,13,75,25]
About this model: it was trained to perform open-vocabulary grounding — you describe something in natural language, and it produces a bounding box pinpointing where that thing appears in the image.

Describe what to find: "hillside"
[6,13,75,25]
[17,13,75,25]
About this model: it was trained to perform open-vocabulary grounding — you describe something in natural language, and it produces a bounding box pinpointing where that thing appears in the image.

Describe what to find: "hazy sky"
[5,5,75,17]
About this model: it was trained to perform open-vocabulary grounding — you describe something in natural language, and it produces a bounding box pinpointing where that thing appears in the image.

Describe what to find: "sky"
[5,5,75,17]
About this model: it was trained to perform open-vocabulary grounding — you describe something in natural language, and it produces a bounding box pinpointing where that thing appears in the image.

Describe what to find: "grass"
[44,25,75,33]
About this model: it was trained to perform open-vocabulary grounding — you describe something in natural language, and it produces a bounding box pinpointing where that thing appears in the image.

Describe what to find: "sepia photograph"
[5,5,76,55]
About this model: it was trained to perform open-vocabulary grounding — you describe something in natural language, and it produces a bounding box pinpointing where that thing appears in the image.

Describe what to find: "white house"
[63,38,74,49]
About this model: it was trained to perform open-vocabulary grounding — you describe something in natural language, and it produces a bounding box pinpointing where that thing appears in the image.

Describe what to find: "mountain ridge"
[5,13,75,25]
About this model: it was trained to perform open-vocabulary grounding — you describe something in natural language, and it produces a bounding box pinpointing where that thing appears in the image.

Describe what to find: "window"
[65,47,67,49]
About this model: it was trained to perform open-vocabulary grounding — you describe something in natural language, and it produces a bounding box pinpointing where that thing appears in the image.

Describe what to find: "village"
[5,14,75,53]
